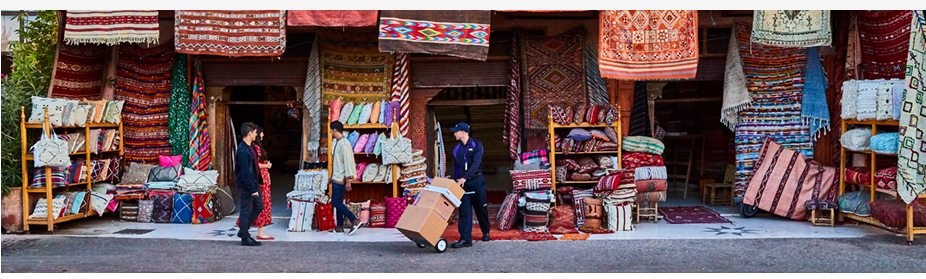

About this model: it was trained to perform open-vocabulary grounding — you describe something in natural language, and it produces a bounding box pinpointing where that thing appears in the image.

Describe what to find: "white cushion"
[28,96,67,126]
[103,100,124,124]
[178,167,219,186]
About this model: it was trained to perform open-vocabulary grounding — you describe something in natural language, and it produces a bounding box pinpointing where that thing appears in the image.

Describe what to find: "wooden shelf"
[548,108,622,199]
[25,213,87,224]
[844,119,900,126]
[23,123,122,129]
[845,150,898,156]
[844,183,899,196]
[554,151,621,155]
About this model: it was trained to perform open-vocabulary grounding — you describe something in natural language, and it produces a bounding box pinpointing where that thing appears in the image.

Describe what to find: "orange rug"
[559,233,590,240]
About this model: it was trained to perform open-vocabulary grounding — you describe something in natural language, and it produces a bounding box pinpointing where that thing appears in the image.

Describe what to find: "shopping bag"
[32,124,71,168]
[380,136,413,165]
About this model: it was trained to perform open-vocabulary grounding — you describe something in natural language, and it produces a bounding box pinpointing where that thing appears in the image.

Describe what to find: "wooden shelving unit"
[326,113,400,200]
[838,118,925,244]
[548,108,622,193]
[20,106,124,233]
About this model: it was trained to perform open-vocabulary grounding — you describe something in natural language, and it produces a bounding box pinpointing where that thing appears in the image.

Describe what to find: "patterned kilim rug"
[559,233,590,240]
[521,27,589,150]
[751,10,832,47]
[858,10,913,80]
[48,43,107,100]
[898,11,926,204]
[286,10,378,27]
[629,81,651,136]
[319,28,394,106]
[503,36,521,160]
[175,10,286,57]
[378,10,491,61]
[64,10,159,45]
[733,22,812,202]
[114,43,176,164]
[659,206,733,224]
[520,231,558,241]
[598,10,699,80]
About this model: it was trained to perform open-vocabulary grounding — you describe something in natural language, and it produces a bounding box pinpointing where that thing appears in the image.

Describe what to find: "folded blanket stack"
[856,80,879,120]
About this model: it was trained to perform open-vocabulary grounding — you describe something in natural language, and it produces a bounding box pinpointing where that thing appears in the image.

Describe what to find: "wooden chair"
[702,164,735,206]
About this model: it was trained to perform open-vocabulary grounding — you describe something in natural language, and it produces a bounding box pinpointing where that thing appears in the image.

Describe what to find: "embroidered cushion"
[635,180,668,192]
[159,155,182,167]
[338,102,354,124]
[869,132,899,154]
[402,163,427,174]
[870,200,926,229]
[358,200,372,226]
[329,97,344,123]
[148,165,181,183]
[555,166,568,184]
[874,167,898,190]
[571,173,592,181]
[597,106,609,124]
[353,134,370,154]
[86,100,107,124]
[171,193,194,223]
[355,162,369,181]
[362,164,380,182]
[593,174,623,192]
[838,191,894,217]
[598,142,620,151]
[61,100,79,126]
[287,200,315,232]
[103,100,124,124]
[511,169,554,191]
[604,201,634,231]
[622,136,665,155]
[567,128,593,141]
[28,96,67,126]
[137,199,154,223]
[373,133,386,156]
[73,104,91,127]
[557,159,580,171]
[178,167,219,186]
[844,167,872,186]
[373,164,388,182]
[548,205,578,234]
[347,102,364,125]
[621,152,665,169]
[30,167,69,188]
[364,132,379,155]
[370,101,382,124]
[520,149,549,165]
[192,193,215,224]
[573,103,586,124]
[634,166,668,181]
[105,158,122,183]
[604,127,621,143]
[576,157,600,174]
[152,194,173,223]
[369,201,387,228]
[586,105,599,125]
[384,101,397,126]
[840,128,872,151]
[582,198,603,228]
[315,203,336,232]
[384,196,407,228]
[571,189,594,228]
[550,105,571,125]
[357,103,373,125]
[497,193,520,231]
[120,163,157,185]
[590,129,610,142]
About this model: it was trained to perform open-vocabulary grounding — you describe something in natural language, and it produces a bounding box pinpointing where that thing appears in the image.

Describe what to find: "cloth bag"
[32,125,71,168]
[380,136,414,165]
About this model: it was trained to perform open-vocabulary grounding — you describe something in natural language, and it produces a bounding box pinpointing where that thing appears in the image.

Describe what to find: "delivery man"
[449,122,491,248]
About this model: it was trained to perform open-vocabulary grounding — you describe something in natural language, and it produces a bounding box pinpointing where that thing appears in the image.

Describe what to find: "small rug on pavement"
[520,231,558,241]
[659,206,733,224]
[443,206,525,241]
[559,233,590,240]
[577,227,614,234]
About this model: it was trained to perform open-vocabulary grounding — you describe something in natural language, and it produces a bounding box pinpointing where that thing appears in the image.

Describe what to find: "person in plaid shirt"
[449,122,491,248]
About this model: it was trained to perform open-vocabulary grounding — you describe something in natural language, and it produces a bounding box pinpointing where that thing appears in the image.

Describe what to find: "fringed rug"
[378,10,491,61]
[521,231,558,241]
[319,28,394,106]
[48,43,107,100]
[503,36,522,160]
[751,10,832,47]
[189,58,211,171]
[598,10,699,80]
[858,10,913,80]
[733,22,812,201]
[898,11,926,204]
[175,10,286,57]
[168,53,191,168]
[559,233,590,240]
[658,206,733,224]
[286,10,378,27]
[64,10,159,45]
[114,43,175,164]
[721,24,751,131]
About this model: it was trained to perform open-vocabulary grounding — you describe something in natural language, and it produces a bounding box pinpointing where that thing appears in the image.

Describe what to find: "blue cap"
[450,122,471,133]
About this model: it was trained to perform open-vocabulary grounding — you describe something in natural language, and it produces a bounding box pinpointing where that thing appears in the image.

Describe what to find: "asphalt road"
[2,235,925,272]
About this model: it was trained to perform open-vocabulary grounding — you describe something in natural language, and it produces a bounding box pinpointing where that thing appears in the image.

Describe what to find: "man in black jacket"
[449,122,491,248]
[236,122,263,246]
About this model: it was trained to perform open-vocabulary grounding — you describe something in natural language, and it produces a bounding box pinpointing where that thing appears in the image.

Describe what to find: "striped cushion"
[622,136,665,155]
[30,167,69,188]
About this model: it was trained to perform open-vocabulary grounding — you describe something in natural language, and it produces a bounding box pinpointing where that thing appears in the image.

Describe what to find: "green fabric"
[622,136,665,155]
[373,133,386,156]
[347,102,364,125]
[169,54,191,168]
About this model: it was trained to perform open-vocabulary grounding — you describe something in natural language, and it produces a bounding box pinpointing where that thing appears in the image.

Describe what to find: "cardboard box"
[395,177,464,246]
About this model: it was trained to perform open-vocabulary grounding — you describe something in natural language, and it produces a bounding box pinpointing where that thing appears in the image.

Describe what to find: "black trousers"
[457,175,490,242]
[238,190,264,239]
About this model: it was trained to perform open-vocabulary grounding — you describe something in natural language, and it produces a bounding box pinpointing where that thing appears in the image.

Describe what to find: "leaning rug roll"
[622,136,665,155]
[634,166,667,181]
[634,180,668,193]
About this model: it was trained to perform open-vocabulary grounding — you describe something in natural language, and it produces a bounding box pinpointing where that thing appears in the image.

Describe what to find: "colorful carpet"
[48,43,107,100]
[751,10,832,47]
[658,206,733,224]
[598,10,699,80]
[559,233,590,240]
[286,10,378,27]
[168,53,191,168]
[857,10,913,80]
[319,28,394,106]
[114,43,175,164]
[503,35,522,160]
[898,11,926,205]
[64,10,159,45]
[520,231,558,241]
[392,52,409,137]
[733,22,812,202]
[175,10,286,57]
[189,58,211,171]
[521,27,588,130]
[378,10,491,61]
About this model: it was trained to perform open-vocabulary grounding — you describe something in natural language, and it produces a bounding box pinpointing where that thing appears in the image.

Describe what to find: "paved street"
[2,234,924,272]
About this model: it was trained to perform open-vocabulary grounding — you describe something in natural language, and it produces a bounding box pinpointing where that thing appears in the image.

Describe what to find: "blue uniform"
[453,138,490,241]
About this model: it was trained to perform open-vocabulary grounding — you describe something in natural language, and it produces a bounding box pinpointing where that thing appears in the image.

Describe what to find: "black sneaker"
[451,240,473,248]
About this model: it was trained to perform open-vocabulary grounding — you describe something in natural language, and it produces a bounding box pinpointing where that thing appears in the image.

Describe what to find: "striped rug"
[114,43,175,164]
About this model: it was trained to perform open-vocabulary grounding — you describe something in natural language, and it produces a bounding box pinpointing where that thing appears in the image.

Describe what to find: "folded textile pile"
[145,181,177,190]
[400,149,427,201]
[856,80,879,120]
[287,169,330,203]
[844,79,905,121]
[176,167,218,194]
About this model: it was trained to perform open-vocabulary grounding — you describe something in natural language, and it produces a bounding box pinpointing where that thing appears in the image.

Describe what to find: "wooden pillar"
[205,86,224,181]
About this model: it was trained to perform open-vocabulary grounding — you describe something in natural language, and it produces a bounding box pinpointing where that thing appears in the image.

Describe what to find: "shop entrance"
[428,87,509,205]
[226,86,303,216]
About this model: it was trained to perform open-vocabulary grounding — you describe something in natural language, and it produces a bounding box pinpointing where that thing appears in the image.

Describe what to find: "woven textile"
[503,36,522,160]
[189,59,212,171]
[168,54,191,168]
[742,138,837,220]
[497,193,520,231]
[629,81,652,136]
[751,10,832,47]
[511,169,554,192]
[378,11,491,61]
[286,10,377,27]
[898,11,926,204]
[521,231,558,241]
[598,10,699,80]
[584,29,609,106]
[286,200,315,232]
[192,193,214,224]
[733,22,812,201]
[391,53,410,137]
[319,28,394,108]
[384,196,407,228]
[521,27,588,130]
[802,47,831,140]
[171,193,193,223]
[175,10,286,57]
[114,43,175,164]
[304,37,322,156]
[722,24,752,131]
[48,44,106,100]
[64,10,158,45]
[315,203,336,232]
[659,206,733,224]
[858,11,913,80]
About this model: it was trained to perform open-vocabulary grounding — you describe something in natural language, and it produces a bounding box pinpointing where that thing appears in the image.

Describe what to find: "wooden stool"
[810,208,835,227]
[702,183,735,206]
[636,202,662,223]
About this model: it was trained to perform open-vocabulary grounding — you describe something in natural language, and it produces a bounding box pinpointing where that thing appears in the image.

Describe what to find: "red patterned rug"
[659,206,733,224]
[521,27,588,141]
[520,231,558,241]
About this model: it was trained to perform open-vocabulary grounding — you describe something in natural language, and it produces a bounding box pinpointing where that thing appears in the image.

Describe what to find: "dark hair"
[330,121,344,134]
[241,122,259,140]
[254,127,269,161]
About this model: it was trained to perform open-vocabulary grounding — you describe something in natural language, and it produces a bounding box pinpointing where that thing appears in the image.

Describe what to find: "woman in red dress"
[237,129,274,240]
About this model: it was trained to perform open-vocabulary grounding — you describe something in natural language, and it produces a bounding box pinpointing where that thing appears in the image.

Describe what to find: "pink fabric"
[286,10,378,27]
[742,138,837,220]
[159,155,182,167]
